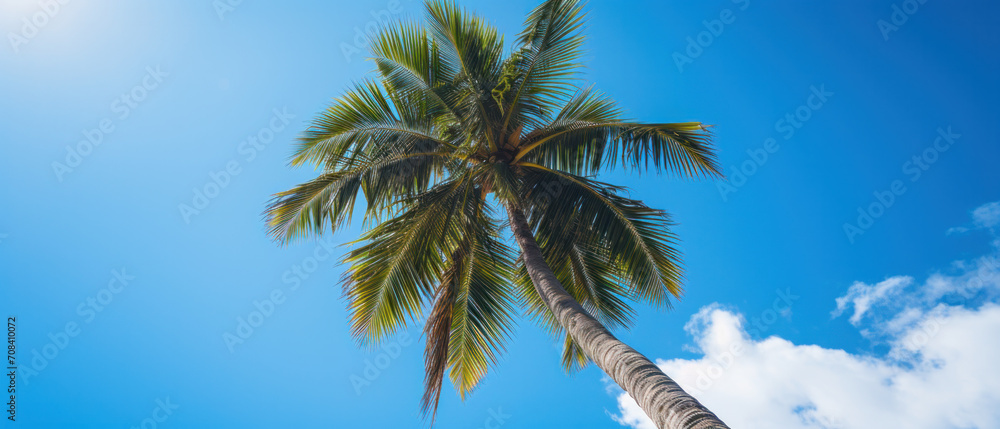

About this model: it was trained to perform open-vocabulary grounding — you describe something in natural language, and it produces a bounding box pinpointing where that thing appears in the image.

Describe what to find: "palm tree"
[265,1,729,427]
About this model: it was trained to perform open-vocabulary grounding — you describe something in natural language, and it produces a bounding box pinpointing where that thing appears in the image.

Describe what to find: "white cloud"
[948,201,1000,235]
[832,276,912,326]
[947,226,970,235]
[973,202,1000,230]
[612,202,1000,429]
[614,304,1000,429]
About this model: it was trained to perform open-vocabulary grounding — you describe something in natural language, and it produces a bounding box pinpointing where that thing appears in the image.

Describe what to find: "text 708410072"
[7,316,16,423]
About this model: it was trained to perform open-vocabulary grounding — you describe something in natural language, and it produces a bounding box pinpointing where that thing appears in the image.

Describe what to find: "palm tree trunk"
[505,202,729,429]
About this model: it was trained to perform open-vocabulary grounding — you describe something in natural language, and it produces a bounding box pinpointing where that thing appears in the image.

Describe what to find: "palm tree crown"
[265,0,722,423]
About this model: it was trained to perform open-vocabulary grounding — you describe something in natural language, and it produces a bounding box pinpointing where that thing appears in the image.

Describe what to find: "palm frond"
[447,221,517,398]
[265,171,361,244]
[520,163,685,307]
[421,192,517,420]
[421,249,459,421]
[370,21,464,126]
[342,177,477,345]
[265,149,454,243]
[498,0,587,132]
[513,89,721,178]
[424,0,506,152]
[513,201,636,373]
[561,332,589,372]
[519,215,636,328]
[292,80,456,169]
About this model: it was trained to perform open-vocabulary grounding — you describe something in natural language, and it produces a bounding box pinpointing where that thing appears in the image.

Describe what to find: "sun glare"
[2,0,91,58]
[1,0,46,15]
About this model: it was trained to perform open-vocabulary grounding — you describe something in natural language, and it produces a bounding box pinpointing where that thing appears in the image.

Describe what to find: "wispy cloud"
[973,201,1000,230]
[832,276,912,326]
[948,201,1000,235]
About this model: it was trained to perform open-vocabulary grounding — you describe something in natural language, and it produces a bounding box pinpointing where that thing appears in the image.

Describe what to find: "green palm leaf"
[342,177,476,345]
[514,88,722,178]
[499,0,586,131]
[421,184,517,420]
[424,0,506,153]
[520,163,685,307]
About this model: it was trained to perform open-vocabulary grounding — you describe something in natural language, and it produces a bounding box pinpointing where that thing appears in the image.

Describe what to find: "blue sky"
[1,1,998,428]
